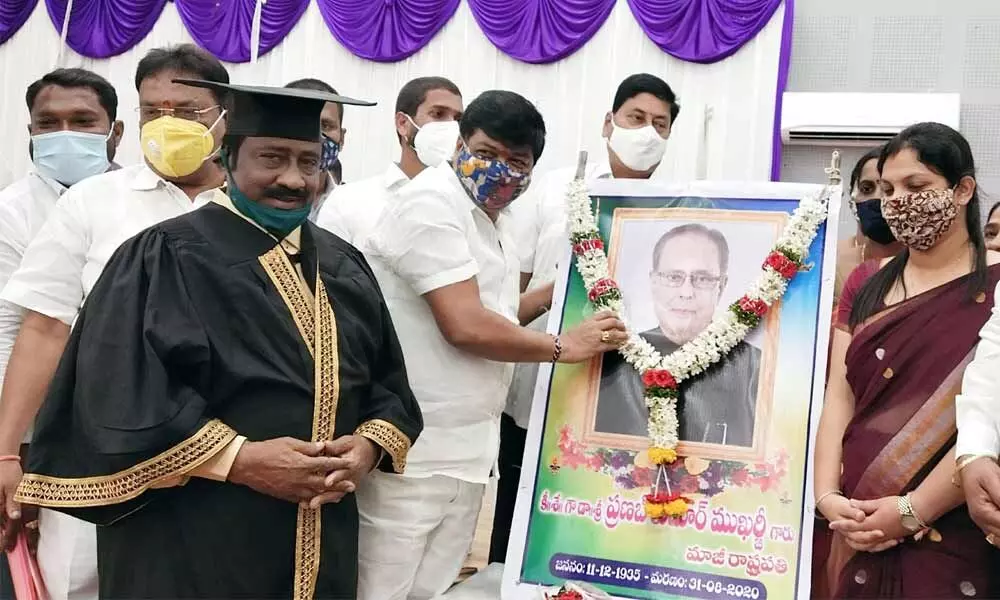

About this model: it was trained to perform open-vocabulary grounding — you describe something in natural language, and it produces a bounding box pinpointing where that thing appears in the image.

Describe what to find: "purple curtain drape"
[468,0,615,64]
[16,0,790,68]
[769,0,792,180]
[175,0,308,63]
[0,0,38,45]
[626,0,783,63]
[316,0,459,63]
[44,0,165,57]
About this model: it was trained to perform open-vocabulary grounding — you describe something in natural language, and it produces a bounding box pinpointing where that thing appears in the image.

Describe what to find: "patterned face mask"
[452,145,531,211]
[881,188,958,251]
[319,134,340,171]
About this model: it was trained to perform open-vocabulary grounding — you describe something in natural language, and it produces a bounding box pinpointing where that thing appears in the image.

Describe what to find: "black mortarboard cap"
[174,79,375,142]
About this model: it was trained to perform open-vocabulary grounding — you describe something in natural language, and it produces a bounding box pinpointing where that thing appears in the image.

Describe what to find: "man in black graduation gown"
[15,81,423,599]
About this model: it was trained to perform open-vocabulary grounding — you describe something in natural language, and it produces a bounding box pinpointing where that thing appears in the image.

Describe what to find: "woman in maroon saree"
[813,122,1000,599]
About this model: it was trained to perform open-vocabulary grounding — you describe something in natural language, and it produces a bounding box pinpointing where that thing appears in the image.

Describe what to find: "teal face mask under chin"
[221,147,311,239]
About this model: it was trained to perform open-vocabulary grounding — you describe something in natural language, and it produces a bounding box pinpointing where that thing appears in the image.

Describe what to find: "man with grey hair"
[597,223,761,447]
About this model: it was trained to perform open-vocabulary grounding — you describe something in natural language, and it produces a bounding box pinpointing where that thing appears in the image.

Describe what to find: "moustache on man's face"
[263,187,308,202]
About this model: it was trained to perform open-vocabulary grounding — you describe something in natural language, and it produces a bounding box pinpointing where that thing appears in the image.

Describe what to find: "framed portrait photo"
[504,179,841,600]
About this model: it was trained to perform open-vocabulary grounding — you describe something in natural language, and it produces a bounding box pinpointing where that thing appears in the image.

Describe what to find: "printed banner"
[504,181,840,600]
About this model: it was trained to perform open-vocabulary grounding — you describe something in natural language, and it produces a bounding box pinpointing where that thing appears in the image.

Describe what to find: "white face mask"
[406,115,460,168]
[607,121,667,172]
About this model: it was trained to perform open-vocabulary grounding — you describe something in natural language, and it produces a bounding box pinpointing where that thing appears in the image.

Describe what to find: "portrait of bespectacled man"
[586,207,783,461]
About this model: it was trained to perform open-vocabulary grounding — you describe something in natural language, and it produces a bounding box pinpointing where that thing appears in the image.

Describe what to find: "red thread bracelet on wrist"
[551,335,563,362]
[0,455,21,463]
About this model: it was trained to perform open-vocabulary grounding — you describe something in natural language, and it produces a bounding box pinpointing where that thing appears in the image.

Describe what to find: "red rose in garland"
[641,370,656,387]
[642,369,677,390]
[653,369,676,388]
[572,238,604,255]
[587,278,619,302]
[764,251,799,279]
[738,296,768,317]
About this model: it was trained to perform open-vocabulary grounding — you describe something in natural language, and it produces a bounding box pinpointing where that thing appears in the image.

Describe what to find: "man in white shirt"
[359,90,628,600]
[0,68,124,413]
[0,65,123,600]
[0,44,229,600]
[491,73,680,563]
[957,281,1000,543]
[284,78,346,220]
[315,76,463,246]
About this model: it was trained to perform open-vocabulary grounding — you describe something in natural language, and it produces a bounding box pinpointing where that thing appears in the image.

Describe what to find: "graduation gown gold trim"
[355,419,411,473]
[260,243,415,599]
[15,420,237,507]
[259,245,337,600]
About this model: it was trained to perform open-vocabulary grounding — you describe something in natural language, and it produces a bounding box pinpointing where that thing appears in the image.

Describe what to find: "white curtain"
[0,0,785,189]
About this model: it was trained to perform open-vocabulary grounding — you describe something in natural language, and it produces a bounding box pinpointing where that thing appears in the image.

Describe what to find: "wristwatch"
[897,493,927,533]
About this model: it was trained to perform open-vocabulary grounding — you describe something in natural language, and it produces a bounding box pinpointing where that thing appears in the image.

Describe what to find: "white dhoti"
[357,472,484,600]
[36,508,98,600]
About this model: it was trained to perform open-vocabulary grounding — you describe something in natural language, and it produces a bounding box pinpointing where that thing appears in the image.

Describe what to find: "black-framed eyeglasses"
[651,270,721,290]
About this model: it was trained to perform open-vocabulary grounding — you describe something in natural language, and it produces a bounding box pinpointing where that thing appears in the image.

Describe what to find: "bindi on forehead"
[139,72,216,108]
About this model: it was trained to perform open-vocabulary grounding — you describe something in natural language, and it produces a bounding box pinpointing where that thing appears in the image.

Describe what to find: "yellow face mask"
[140,112,225,178]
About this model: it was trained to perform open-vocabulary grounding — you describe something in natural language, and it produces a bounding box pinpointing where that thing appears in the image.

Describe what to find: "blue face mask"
[221,148,311,239]
[31,130,111,186]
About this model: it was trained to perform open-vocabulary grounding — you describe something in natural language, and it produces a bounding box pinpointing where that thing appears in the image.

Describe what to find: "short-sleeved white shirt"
[314,163,409,246]
[509,158,613,285]
[0,173,64,441]
[503,159,613,428]
[365,162,520,483]
[1,164,216,326]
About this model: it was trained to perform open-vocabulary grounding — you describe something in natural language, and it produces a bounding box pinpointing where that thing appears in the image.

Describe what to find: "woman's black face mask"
[856,198,896,245]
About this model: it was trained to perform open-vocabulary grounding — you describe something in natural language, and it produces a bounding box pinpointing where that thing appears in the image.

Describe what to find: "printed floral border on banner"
[549,426,790,513]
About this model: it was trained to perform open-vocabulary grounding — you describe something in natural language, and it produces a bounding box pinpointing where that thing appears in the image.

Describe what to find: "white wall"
[780,0,1000,235]
[0,1,785,189]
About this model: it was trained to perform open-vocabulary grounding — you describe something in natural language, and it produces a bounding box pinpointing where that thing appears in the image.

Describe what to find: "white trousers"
[36,508,98,600]
[357,472,484,600]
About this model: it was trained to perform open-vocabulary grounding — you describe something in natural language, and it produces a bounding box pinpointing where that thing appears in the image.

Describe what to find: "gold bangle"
[953,454,996,487]
[814,490,843,519]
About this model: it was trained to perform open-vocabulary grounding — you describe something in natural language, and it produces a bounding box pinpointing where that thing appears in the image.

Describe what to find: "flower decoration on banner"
[625,0,786,64]
[44,0,166,58]
[316,0,460,62]
[543,581,610,600]
[566,177,828,520]
[0,0,38,45]
[551,426,790,512]
[468,0,616,64]
[545,587,584,600]
[175,0,309,63]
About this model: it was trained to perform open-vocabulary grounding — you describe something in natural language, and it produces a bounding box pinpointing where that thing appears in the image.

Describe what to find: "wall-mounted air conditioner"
[781,92,961,146]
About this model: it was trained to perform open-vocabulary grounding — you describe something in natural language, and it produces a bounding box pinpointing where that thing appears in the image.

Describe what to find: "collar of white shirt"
[31,172,66,197]
[131,164,173,191]
[590,150,614,180]
[130,163,224,194]
[383,162,409,190]
[309,172,339,220]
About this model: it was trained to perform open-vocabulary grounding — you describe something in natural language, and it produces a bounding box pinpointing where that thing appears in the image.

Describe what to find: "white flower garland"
[566,180,830,457]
